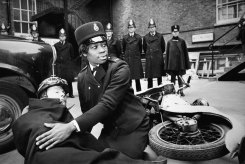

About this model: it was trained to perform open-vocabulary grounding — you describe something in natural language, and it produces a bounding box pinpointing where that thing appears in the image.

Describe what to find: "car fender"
[0,63,36,93]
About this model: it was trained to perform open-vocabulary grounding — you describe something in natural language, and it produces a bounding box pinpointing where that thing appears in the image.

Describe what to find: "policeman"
[237,14,245,58]
[122,19,144,92]
[143,19,165,88]
[165,25,190,96]
[30,24,43,42]
[0,23,8,35]
[105,22,121,58]
[35,21,151,160]
[54,28,75,98]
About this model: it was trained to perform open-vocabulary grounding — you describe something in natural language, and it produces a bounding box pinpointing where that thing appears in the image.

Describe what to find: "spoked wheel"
[0,81,28,154]
[149,121,230,161]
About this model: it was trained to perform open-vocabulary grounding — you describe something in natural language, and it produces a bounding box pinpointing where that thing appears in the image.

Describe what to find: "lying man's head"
[37,76,68,106]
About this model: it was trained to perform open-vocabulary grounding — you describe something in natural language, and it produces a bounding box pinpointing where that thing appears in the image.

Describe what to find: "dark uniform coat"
[54,41,75,82]
[12,98,156,164]
[77,57,149,159]
[143,32,165,78]
[165,37,190,75]
[107,35,121,58]
[237,20,245,56]
[122,33,144,79]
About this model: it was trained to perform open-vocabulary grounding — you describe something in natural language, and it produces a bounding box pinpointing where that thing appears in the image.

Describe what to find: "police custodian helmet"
[128,19,136,28]
[105,23,113,32]
[59,28,66,37]
[75,21,106,46]
[148,18,156,28]
[37,76,68,98]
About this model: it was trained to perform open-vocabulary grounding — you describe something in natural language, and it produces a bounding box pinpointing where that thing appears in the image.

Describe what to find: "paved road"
[1,78,245,164]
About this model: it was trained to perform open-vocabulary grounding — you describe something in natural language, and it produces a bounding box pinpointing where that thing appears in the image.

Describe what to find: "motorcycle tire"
[0,81,28,154]
[149,121,230,161]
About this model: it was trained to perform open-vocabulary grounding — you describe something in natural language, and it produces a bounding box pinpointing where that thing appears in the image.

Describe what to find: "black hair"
[79,44,89,55]
[39,90,48,99]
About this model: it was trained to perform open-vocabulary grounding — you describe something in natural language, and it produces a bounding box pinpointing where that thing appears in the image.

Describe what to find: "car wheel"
[0,81,28,154]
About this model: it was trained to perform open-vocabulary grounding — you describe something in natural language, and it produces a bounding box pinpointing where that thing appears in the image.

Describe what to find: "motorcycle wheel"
[149,121,230,161]
[0,81,28,154]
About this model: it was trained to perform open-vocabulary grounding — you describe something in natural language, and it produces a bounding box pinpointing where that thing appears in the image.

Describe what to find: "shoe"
[179,89,185,97]
[69,95,75,98]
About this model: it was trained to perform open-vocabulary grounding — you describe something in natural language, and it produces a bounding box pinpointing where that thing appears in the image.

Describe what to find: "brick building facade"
[1,0,244,76]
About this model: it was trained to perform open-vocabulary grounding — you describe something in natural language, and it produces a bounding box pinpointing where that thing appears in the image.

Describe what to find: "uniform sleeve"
[142,36,147,53]
[122,37,126,53]
[182,40,191,69]
[69,43,75,59]
[139,36,143,54]
[75,62,131,132]
[161,34,166,53]
[164,41,170,70]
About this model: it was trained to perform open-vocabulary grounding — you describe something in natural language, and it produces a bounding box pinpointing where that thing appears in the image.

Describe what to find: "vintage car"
[0,34,55,153]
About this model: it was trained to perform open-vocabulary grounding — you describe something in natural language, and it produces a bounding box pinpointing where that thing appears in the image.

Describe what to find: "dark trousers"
[170,74,183,87]
[130,79,141,92]
[68,81,73,96]
[135,79,141,92]
[99,115,150,159]
[147,77,162,89]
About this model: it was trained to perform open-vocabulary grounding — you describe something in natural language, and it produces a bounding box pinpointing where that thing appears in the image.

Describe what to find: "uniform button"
[98,85,100,88]
[88,87,91,90]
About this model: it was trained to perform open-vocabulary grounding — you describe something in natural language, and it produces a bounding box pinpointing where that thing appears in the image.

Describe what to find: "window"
[217,0,245,24]
[13,0,36,36]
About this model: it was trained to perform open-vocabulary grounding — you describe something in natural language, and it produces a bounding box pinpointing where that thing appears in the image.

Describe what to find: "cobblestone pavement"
[1,77,245,164]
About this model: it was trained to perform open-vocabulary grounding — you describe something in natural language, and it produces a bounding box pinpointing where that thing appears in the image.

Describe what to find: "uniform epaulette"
[108,56,120,62]
[80,65,88,72]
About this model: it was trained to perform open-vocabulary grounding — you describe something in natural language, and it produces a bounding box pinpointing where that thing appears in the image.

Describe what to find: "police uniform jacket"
[165,37,190,75]
[122,33,144,79]
[107,35,121,58]
[143,32,165,78]
[54,41,75,82]
[76,57,146,137]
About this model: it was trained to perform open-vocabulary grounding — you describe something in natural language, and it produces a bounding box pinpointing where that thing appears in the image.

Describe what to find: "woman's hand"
[36,122,76,150]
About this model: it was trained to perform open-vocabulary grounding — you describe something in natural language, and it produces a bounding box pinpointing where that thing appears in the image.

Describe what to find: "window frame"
[13,0,37,37]
[216,0,245,25]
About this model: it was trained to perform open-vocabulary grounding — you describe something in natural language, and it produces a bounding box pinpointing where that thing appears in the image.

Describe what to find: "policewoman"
[105,22,121,58]
[122,19,144,92]
[143,19,165,88]
[75,21,149,159]
[35,21,150,160]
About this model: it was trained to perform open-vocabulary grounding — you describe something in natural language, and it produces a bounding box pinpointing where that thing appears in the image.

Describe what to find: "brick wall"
[112,0,241,51]
[113,0,215,35]
[77,0,110,27]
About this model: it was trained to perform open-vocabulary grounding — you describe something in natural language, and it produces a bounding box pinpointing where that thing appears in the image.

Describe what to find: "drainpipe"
[109,0,112,23]
[3,0,11,34]
[64,0,69,38]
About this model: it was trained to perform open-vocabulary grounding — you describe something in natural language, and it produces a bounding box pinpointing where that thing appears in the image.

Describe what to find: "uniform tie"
[92,66,99,76]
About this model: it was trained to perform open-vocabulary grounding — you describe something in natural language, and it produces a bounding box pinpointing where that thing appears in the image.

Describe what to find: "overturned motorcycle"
[136,77,244,161]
